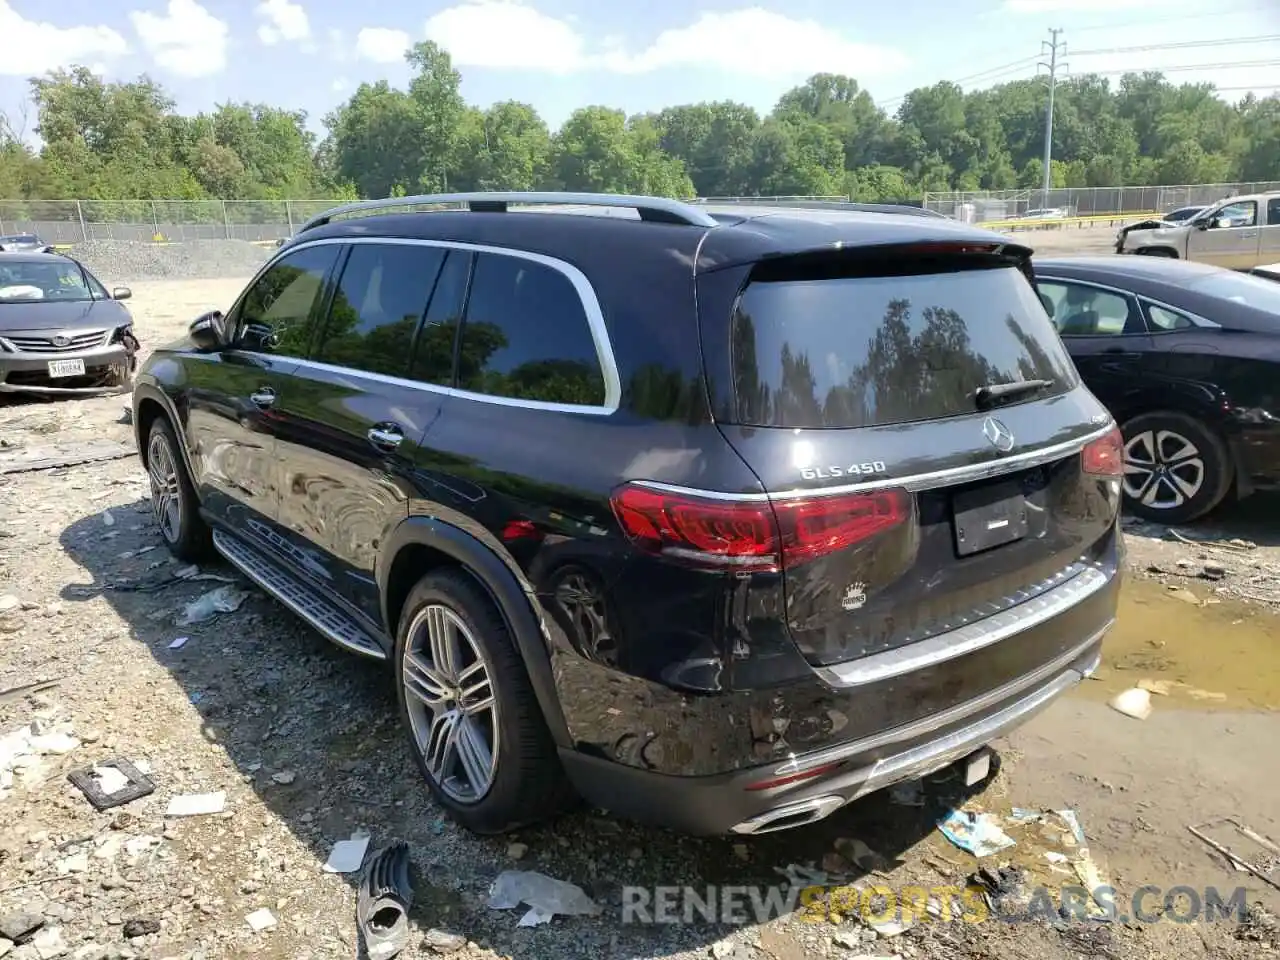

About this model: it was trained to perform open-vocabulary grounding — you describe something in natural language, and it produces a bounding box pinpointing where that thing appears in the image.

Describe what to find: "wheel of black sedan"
[393,570,577,834]
[1120,412,1232,524]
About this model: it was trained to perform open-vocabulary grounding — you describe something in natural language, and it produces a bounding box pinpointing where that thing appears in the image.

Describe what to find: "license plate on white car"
[47,358,86,378]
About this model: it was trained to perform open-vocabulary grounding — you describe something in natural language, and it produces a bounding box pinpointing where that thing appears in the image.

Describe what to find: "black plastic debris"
[67,759,156,811]
[122,918,161,938]
[358,841,414,960]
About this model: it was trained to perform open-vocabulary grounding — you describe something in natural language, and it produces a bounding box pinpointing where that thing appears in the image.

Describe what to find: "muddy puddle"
[1076,576,1280,712]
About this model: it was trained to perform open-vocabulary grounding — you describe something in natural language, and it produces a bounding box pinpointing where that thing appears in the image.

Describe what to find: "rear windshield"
[728,263,1077,428]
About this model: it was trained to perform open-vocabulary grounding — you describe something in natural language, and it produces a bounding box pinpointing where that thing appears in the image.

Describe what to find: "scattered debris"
[0,912,44,944]
[271,769,297,785]
[177,585,248,625]
[937,809,1016,857]
[164,790,226,816]
[358,841,414,960]
[245,908,277,932]
[167,635,189,649]
[323,833,371,874]
[487,869,601,927]
[0,719,80,797]
[0,438,135,474]
[1109,687,1153,720]
[1188,817,1280,892]
[422,929,467,953]
[507,842,528,860]
[122,918,160,938]
[67,758,156,810]
[1166,586,1202,605]
[0,678,62,705]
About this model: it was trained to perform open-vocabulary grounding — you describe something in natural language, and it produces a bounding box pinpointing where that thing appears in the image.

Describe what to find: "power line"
[1072,35,1280,56]
[1084,59,1280,76]
[876,57,1037,107]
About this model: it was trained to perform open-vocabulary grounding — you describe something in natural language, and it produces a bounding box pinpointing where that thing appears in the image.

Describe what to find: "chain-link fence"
[924,182,1280,222]
[0,200,346,244]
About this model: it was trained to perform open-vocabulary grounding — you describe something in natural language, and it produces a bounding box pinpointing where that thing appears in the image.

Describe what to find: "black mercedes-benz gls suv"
[132,192,1123,837]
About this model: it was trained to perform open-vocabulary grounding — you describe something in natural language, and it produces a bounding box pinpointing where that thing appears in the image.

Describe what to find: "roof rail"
[296,191,719,234]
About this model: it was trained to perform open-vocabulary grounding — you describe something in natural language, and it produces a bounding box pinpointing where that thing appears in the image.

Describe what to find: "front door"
[270,241,467,626]
[1187,200,1262,270]
[186,244,340,543]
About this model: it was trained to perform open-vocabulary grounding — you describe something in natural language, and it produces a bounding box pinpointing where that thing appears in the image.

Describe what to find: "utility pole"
[1037,29,1067,209]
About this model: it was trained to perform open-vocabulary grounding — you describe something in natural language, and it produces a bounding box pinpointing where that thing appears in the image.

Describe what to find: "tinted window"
[315,243,445,377]
[1146,304,1194,331]
[456,253,605,406]
[1038,281,1132,336]
[1214,201,1257,228]
[730,265,1076,429]
[1268,198,1280,225]
[239,245,339,357]
[411,251,470,385]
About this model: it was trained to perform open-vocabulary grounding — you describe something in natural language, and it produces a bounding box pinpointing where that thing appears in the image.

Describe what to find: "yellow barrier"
[981,211,1162,231]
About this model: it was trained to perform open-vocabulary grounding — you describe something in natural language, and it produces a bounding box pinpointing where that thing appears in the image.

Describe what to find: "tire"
[1135,247,1178,258]
[1120,412,1233,524]
[145,417,213,562]
[394,569,577,834]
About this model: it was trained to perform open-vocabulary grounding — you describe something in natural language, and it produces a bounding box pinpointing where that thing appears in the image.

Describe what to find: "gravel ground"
[67,241,273,285]
[0,258,1277,960]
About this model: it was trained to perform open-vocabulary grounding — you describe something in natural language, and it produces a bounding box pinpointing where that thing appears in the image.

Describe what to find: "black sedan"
[1032,255,1280,523]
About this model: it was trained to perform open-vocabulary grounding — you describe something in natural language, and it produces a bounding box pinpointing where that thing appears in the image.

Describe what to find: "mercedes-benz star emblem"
[982,416,1015,452]
[51,335,70,347]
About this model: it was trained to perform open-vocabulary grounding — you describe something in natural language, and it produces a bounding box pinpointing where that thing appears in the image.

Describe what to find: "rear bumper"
[561,623,1107,836]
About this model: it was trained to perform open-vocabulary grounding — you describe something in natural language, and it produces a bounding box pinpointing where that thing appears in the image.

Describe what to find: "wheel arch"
[131,381,197,480]
[1133,246,1180,258]
[377,516,571,748]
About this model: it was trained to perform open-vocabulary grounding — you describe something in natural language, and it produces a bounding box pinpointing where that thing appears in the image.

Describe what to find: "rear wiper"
[973,379,1055,409]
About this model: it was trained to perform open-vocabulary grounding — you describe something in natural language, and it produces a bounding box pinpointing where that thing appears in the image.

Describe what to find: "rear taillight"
[1082,426,1124,478]
[610,483,910,572]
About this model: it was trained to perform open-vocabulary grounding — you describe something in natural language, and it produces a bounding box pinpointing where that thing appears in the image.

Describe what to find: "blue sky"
[0,0,1277,142]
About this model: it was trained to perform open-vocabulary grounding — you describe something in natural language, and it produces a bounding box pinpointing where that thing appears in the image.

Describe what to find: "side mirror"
[112,286,132,301]
[188,311,226,352]
[1196,219,1211,230]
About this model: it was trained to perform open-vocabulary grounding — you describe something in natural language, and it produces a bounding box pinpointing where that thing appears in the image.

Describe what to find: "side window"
[1268,198,1280,225]
[1146,303,1194,332]
[1037,281,1133,336]
[1214,201,1257,228]
[455,253,606,407]
[238,245,340,357]
[314,243,445,378]
[411,250,470,385]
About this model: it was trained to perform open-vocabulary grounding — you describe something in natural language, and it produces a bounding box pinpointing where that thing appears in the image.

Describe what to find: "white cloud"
[130,0,228,77]
[256,0,310,46]
[1005,0,1158,9]
[355,26,411,64]
[0,0,128,76]
[416,2,906,78]
[424,0,586,74]
[331,77,349,93]
[606,9,908,78]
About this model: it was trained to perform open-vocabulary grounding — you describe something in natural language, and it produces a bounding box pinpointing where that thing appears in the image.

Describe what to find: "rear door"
[701,247,1118,668]
[269,240,461,628]
[1036,276,1153,417]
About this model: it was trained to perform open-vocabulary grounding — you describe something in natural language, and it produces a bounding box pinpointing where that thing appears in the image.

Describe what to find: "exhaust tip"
[730,795,845,835]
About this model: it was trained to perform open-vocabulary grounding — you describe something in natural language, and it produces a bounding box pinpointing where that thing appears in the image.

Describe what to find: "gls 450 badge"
[799,461,887,481]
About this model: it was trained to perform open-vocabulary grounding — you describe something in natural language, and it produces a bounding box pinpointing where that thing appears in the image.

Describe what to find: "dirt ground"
[1,238,1277,960]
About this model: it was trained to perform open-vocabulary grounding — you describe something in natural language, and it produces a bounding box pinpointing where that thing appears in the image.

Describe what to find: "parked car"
[1115,191,1280,269]
[0,252,138,395]
[132,191,1123,837]
[1033,255,1280,523]
[0,233,54,253]
[1019,207,1070,221]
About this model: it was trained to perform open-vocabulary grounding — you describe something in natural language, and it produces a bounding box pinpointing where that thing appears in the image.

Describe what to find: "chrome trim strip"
[298,191,720,233]
[634,421,1115,502]
[816,562,1114,688]
[237,235,621,416]
[774,621,1111,778]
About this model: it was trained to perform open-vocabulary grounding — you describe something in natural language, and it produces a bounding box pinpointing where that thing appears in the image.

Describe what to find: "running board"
[212,529,387,660]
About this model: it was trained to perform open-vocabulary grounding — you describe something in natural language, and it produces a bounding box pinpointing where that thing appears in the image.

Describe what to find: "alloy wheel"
[402,604,499,803]
[1122,429,1206,511]
[147,431,182,543]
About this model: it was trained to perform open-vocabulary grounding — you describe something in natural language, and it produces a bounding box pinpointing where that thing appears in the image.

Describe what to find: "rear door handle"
[249,386,276,408]
[367,424,405,451]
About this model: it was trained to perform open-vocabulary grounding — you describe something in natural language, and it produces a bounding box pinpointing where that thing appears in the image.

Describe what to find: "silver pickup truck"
[1116,192,1280,270]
